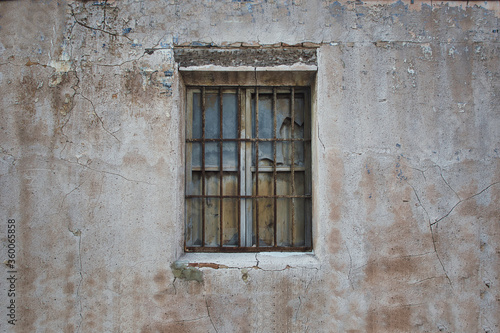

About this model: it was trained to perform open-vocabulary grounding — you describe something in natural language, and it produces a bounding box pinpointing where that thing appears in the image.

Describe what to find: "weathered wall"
[0,0,499,332]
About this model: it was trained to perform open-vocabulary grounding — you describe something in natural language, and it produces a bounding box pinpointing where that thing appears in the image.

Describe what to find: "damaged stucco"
[0,0,499,332]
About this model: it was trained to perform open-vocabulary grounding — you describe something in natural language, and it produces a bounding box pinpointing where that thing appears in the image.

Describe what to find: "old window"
[185,86,312,252]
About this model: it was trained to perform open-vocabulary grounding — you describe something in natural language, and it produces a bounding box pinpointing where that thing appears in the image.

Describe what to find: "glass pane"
[223,93,238,139]
[205,197,220,247]
[205,142,220,169]
[205,93,220,139]
[258,142,273,167]
[293,172,305,195]
[275,141,304,167]
[275,92,304,139]
[222,172,238,196]
[277,93,290,139]
[254,198,274,247]
[276,198,291,247]
[277,141,291,166]
[222,198,238,246]
[192,93,202,139]
[223,142,238,170]
[205,172,220,196]
[276,172,305,196]
[293,198,305,246]
[252,172,273,196]
[294,141,305,167]
[187,171,202,195]
[186,198,202,246]
[191,142,202,168]
[252,93,273,139]
[293,93,305,138]
[277,172,291,195]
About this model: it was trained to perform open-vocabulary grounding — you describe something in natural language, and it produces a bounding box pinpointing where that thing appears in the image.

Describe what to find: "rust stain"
[187,262,228,269]
[25,58,46,67]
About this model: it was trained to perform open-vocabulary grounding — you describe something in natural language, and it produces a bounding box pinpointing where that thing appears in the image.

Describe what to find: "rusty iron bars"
[186,86,311,252]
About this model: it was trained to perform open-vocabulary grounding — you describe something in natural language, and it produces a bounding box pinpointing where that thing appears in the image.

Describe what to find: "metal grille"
[185,86,312,252]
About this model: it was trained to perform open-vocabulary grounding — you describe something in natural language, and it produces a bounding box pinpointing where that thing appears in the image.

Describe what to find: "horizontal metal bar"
[186,138,310,142]
[185,246,313,253]
[186,194,311,199]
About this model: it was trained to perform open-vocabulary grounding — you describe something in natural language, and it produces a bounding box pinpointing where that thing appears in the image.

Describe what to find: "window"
[185,86,312,252]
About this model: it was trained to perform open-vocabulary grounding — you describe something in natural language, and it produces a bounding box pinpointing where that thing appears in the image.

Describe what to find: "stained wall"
[0,0,499,332]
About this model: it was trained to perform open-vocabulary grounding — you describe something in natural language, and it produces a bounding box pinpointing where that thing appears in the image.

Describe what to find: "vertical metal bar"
[272,88,277,247]
[237,87,241,248]
[219,87,224,248]
[255,87,260,248]
[290,87,295,247]
[201,87,206,247]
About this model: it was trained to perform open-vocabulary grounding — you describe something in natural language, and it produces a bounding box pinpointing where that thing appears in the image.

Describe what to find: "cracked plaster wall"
[0,0,499,332]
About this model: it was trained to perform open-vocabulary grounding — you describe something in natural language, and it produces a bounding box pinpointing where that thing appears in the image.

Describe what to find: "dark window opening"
[185,86,312,252]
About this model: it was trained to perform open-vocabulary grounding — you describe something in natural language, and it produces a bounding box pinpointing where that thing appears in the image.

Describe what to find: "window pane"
[205,142,220,169]
[258,142,273,167]
[205,93,220,139]
[204,197,220,246]
[186,198,202,246]
[293,93,305,138]
[222,198,238,246]
[276,93,290,139]
[293,198,306,247]
[205,171,220,196]
[277,172,291,195]
[251,93,274,139]
[186,86,311,251]
[222,172,238,196]
[223,92,238,139]
[276,198,292,246]
[192,93,202,139]
[252,172,273,196]
[276,92,304,139]
[191,142,202,168]
[187,171,202,196]
[276,141,304,167]
[254,198,274,247]
[222,142,238,170]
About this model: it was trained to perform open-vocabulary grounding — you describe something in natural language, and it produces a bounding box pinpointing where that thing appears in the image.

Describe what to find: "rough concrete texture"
[0,0,499,332]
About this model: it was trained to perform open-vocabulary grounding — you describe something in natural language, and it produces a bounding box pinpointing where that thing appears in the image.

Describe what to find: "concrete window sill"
[176,252,320,271]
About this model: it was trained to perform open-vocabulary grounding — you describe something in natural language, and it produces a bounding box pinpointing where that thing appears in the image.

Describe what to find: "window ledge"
[176,252,320,271]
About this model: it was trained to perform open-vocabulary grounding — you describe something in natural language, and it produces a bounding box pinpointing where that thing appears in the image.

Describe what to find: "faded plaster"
[0,0,499,332]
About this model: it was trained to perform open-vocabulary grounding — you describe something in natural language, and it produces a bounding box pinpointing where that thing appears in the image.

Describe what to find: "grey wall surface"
[0,0,499,332]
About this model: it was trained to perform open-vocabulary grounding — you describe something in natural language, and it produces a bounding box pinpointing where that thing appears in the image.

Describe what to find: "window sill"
[176,251,320,271]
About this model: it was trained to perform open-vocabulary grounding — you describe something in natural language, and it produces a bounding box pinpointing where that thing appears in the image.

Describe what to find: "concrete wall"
[1,0,499,332]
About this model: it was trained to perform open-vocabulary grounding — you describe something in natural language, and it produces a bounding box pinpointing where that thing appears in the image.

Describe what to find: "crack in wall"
[204,295,219,333]
[60,157,156,185]
[69,6,132,43]
[406,179,453,288]
[431,181,500,227]
[69,228,84,333]
[78,93,121,143]
[345,242,354,290]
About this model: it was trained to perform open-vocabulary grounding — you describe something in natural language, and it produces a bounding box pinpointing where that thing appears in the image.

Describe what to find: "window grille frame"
[185,85,312,252]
